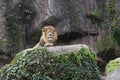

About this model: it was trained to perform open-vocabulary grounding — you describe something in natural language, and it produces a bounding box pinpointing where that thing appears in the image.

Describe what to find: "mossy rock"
[105,58,120,75]
[0,47,100,80]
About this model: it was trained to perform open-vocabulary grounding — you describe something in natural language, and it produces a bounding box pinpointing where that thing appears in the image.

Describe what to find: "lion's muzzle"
[47,32,54,41]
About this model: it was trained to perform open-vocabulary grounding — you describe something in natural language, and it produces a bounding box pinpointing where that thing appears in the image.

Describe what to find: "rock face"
[33,0,98,34]
[106,68,120,80]
[0,0,7,52]
[0,0,119,54]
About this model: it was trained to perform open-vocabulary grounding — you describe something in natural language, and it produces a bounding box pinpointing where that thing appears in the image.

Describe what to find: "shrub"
[0,48,100,80]
[105,59,120,74]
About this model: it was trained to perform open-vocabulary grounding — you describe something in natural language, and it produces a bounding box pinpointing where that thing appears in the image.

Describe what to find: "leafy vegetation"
[6,14,21,56]
[104,0,117,21]
[91,4,101,26]
[105,59,120,74]
[95,32,117,52]
[42,17,58,26]
[5,0,36,56]
[29,28,42,44]
[0,48,100,80]
[113,27,120,46]
[19,0,36,24]
[91,1,120,74]
[93,0,120,60]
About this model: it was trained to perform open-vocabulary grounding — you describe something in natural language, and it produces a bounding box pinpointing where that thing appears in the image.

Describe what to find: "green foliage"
[29,28,42,44]
[92,4,100,19]
[95,0,120,62]
[104,0,117,21]
[91,4,101,26]
[95,32,117,52]
[44,17,57,25]
[98,48,118,62]
[95,31,119,61]
[105,59,120,74]
[6,14,21,56]
[20,0,36,23]
[113,27,120,46]
[5,0,36,56]
[92,0,117,27]
[102,0,119,33]
[0,48,100,80]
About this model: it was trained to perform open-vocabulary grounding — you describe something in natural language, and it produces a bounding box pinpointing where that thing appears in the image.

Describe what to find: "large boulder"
[106,68,120,80]
[0,46,100,80]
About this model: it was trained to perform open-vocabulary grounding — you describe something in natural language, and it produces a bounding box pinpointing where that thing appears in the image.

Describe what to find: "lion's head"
[42,26,57,43]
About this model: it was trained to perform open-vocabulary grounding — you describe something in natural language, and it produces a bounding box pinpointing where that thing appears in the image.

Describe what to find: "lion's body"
[34,26,57,48]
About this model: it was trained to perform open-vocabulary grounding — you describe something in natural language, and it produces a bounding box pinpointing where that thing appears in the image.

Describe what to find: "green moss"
[105,59,120,74]
[0,48,100,80]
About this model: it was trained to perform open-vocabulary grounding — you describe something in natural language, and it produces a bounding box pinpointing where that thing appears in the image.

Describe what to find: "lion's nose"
[49,34,53,36]
[49,32,53,36]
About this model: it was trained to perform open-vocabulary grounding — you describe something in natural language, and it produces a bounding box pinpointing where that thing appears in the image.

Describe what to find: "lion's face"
[42,26,56,42]
[46,29,54,41]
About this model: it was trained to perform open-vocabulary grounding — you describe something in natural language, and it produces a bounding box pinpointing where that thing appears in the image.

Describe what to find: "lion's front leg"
[44,43,54,47]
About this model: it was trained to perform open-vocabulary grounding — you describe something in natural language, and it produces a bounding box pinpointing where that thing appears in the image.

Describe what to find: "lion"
[34,26,57,48]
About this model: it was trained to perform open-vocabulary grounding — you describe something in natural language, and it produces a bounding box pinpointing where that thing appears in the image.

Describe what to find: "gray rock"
[106,68,120,80]
[0,0,8,52]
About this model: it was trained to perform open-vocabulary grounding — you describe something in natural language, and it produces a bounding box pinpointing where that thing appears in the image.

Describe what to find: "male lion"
[34,26,57,48]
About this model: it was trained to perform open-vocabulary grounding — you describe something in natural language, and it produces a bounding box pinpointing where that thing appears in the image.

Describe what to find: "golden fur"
[34,26,57,48]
